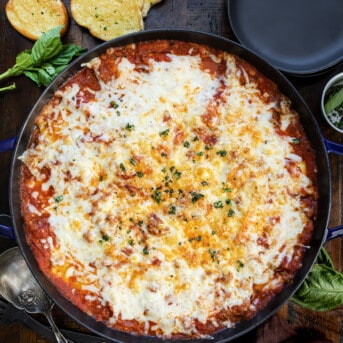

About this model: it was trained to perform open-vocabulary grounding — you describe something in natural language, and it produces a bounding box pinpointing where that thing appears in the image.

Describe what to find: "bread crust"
[5,0,68,40]
[71,0,162,41]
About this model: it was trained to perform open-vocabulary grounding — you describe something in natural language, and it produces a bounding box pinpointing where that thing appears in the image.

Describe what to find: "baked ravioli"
[20,40,318,339]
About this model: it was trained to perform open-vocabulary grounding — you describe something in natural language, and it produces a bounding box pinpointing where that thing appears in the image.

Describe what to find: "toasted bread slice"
[71,0,144,41]
[5,0,68,40]
[71,0,163,41]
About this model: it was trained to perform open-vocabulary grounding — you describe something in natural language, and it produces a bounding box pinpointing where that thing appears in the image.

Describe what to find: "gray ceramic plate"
[227,0,343,75]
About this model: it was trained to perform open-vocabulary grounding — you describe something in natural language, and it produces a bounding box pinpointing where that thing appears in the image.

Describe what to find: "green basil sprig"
[292,247,343,311]
[0,26,85,92]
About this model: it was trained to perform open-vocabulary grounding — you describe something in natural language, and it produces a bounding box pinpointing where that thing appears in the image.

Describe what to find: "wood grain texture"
[0,0,342,342]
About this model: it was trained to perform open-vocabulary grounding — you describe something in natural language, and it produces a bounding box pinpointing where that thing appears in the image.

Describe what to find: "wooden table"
[0,0,342,342]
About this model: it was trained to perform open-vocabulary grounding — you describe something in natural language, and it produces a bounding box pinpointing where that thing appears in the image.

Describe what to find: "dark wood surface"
[0,0,342,342]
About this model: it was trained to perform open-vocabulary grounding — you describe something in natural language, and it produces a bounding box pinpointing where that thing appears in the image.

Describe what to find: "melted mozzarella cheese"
[20,45,316,338]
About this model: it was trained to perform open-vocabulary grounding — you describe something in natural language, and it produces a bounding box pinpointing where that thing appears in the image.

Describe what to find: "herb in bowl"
[322,75,343,132]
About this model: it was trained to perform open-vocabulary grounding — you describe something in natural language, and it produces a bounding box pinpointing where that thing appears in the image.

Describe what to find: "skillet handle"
[0,136,17,152]
[323,139,343,241]
[326,225,343,242]
[324,139,343,155]
[0,137,17,241]
[0,214,15,241]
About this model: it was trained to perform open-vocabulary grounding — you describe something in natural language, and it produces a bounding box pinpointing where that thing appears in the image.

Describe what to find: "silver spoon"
[0,247,71,343]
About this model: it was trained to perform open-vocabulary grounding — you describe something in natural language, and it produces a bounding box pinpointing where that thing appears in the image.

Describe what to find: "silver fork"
[0,297,109,343]
[0,296,57,342]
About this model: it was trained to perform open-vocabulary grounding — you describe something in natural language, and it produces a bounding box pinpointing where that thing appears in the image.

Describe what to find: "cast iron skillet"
[1,30,343,342]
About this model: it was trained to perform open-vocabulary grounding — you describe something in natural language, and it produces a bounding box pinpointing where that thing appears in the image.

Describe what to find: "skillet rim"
[8,29,332,343]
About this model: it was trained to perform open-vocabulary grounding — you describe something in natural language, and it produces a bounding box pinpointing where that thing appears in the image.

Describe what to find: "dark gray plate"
[227,0,343,75]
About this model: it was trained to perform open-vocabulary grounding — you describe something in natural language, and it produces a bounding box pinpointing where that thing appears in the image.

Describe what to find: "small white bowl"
[321,72,343,134]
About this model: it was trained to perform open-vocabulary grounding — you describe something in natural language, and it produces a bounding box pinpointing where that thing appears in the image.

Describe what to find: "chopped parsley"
[214,201,223,208]
[54,195,63,203]
[216,150,227,156]
[125,123,135,131]
[222,183,232,193]
[209,248,217,261]
[190,191,204,203]
[228,208,235,217]
[110,101,119,109]
[129,157,137,166]
[237,260,244,271]
[168,205,176,215]
[102,234,110,241]
[159,129,169,137]
[151,189,162,204]
[173,170,182,180]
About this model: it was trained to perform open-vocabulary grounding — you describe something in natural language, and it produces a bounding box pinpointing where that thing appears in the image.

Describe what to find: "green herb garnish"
[151,189,162,204]
[125,123,135,131]
[209,248,216,261]
[237,260,244,271]
[228,208,235,217]
[159,129,169,137]
[129,157,137,166]
[54,195,63,203]
[190,191,204,203]
[216,150,227,156]
[0,26,85,92]
[324,87,343,114]
[214,201,223,208]
[168,205,176,214]
[102,234,110,241]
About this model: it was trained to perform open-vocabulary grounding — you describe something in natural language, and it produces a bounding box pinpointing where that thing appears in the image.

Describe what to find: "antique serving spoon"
[0,247,72,343]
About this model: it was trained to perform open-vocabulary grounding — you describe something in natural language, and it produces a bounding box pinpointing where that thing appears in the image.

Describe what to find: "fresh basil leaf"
[292,263,343,311]
[41,63,56,76]
[0,26,84,92]
[54,65,68,74]
[2,51,33,79]
[37,68,56,87]
[49,44,85,66]
[24,68,55,87]
[23,70,41,86]
[32,26,63,64]
[316,247,334,269]
[15,50,33,68]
